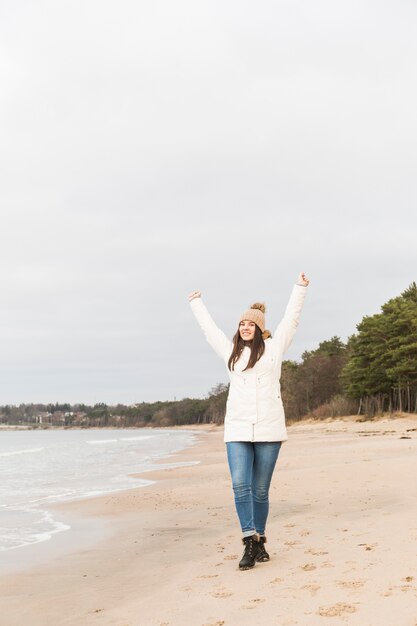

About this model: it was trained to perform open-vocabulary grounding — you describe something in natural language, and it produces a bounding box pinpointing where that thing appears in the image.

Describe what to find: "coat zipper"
[253,375,260,442]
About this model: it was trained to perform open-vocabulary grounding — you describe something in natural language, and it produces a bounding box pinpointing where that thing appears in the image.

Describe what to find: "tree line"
[341,281,417,416]
[1,282,415,426]
[0,385,229,428]
[282,281,417,420]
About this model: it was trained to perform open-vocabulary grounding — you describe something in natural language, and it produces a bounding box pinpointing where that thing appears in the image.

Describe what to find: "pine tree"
[342,282,417,414]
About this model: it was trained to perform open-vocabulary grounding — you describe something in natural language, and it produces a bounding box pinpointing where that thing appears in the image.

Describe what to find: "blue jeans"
[226,441,281,537]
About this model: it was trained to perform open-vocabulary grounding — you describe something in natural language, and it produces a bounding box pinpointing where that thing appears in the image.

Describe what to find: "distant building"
[36,412,52,424]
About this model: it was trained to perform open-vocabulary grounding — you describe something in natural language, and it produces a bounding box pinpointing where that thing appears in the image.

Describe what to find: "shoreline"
[1,411,415,431]
[1,418,417,625]
[0,423,218,430]
[0,425,207,574]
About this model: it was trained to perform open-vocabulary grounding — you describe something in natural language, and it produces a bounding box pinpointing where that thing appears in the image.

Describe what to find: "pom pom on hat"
[249,302,266,314]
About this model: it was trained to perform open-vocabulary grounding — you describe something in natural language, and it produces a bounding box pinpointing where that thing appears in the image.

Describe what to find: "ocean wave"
[87,435,157,444]
[0,507,70,552]
[86,439,118,445]
[0,447,44,458]
[25,491,77,505]
[0,428,198,555]
[119,435,156,442]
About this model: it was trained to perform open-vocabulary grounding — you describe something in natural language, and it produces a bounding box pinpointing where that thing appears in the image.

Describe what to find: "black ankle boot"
[256,535,270,562]
[239,534,261,570]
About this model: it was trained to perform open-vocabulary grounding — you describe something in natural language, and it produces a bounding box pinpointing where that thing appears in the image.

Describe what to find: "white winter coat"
[190,284,307,443]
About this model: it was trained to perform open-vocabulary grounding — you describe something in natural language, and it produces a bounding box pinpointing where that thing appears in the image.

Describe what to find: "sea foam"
[0,428,198,554]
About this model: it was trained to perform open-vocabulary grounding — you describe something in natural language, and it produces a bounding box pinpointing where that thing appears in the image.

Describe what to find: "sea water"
[0,428,198,553]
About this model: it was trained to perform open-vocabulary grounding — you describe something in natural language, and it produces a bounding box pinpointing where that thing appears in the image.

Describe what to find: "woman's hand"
[189,291,202,301]
[297,272,310,287]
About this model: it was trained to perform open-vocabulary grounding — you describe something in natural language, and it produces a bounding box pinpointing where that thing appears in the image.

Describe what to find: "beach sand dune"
[1,417,417,626]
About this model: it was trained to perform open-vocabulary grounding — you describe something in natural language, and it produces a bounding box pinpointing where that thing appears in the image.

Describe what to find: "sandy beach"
[1,417,417,626]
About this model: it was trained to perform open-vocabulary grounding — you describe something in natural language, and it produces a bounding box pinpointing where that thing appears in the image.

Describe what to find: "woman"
[189,272,309,570]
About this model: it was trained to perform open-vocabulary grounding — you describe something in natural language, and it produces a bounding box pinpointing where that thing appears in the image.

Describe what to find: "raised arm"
[189,291,232,361]
[271,272,309,355]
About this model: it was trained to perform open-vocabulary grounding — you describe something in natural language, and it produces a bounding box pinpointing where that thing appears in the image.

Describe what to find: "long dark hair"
[228,324,266,371]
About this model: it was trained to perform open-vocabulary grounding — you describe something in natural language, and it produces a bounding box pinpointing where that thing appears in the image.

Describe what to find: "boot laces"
[243,536,255,556]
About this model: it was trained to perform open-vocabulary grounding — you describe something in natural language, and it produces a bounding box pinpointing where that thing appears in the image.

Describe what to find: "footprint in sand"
[299,529,312,537]
[358,543,377,551]
[305,548,329,556]
[211,590,233,599]
[198,574,219,579]
[202,621,225,626]
[383,578,417,596]
[301,563,317,572]
[270,577,283,584]
[224,554,239,560]
[241,598,266,610]
[336,579,366,589]
[317,602,357,617]
[303,584,321,595]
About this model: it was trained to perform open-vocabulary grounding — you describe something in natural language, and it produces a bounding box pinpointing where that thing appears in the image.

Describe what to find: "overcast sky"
[1,0,416,405]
